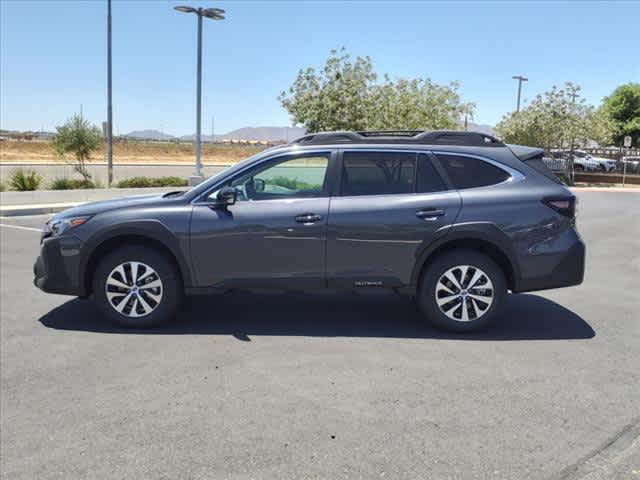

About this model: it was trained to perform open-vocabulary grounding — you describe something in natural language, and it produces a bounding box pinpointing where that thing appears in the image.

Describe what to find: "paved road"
[1,191,638,480]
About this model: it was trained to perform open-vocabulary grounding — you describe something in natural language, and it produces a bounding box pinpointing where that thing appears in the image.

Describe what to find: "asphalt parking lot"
[1,190,638,480]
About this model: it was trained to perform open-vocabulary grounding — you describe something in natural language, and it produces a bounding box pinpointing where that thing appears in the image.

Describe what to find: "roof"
[290,130,505,147]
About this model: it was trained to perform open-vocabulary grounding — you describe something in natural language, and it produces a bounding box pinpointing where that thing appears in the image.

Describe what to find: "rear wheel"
[92,246,182,327]
[418,249,507,332]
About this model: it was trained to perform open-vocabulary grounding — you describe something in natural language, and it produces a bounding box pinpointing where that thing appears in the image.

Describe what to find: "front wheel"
[92,246,182,327]
[417,250,507,333]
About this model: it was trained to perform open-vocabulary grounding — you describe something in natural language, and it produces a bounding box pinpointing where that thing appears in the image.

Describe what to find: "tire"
[92,246,182,327]
[417,249,507,333]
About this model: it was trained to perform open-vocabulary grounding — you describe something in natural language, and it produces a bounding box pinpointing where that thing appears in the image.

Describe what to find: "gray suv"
[34,131,585,332]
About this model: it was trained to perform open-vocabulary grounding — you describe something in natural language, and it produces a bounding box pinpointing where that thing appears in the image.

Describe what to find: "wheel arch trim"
[79,220,193,296]
[410,222,521,291]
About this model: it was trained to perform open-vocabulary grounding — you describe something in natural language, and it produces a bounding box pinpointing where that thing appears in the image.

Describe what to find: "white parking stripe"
[0,224,42,233]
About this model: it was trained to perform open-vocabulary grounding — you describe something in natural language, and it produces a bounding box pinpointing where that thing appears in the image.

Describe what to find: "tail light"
[542,196,576,218]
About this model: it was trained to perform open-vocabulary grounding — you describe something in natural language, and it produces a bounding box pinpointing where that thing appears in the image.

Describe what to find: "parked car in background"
[34,131,585,333]
[572,150,616,172]
[550,149,617,172]
[622,155,640,173]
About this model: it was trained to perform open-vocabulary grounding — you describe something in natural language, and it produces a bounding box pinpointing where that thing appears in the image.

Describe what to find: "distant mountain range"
[122,129,176,141]
[122,124,495,142]
[2,124,496,143]
[466,122,495,136]
[122,126,306,143]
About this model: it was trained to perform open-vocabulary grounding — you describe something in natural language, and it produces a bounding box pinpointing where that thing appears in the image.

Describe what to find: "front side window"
[341,151,416,196]
[215,153,330,202]
[436,154,510,189]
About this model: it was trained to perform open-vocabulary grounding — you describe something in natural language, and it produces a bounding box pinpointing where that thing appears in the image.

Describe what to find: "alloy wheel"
[105,261,163,318]
[435,265,494,322]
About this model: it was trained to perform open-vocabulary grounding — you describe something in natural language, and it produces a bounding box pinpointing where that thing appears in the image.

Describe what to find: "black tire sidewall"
[418,249,506,333]
[93,246,181,327]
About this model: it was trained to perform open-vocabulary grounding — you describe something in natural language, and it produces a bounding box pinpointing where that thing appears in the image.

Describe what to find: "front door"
[190,151,334,289]
[326,150,461,289]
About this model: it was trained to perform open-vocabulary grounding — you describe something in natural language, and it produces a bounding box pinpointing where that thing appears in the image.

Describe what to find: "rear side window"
[341,151,416,196]
[436,154,509,189]
[417,153,447,193]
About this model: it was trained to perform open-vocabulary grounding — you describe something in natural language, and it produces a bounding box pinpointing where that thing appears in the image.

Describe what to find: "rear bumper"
[514,236,585,293]
[34,235,86,296]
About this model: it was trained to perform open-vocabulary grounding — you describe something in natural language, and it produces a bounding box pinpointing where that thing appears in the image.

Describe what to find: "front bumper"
[34,235,86,296]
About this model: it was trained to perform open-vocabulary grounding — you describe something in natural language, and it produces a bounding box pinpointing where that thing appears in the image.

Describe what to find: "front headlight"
[46,216,92,237]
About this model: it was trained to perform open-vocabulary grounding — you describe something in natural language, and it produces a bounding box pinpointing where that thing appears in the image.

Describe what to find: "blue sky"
[2,0,639,135]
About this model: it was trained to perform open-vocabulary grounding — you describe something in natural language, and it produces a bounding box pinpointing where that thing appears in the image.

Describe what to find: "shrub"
[10,168,42,191]
[116,176,188,188]
[0,182,6,192]
[270,175,319,191]
[50,178,97,190]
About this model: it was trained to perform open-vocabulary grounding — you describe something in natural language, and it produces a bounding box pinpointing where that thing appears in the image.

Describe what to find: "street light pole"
[174,5,225,185]
[106,0,113,187]
[512,75,528,112]
[195,9,203,181]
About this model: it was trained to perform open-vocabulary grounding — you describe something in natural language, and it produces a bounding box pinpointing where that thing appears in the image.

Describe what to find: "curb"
[0,202,82,217]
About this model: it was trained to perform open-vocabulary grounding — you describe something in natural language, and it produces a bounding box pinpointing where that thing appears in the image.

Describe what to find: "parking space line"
[0,224,42,233]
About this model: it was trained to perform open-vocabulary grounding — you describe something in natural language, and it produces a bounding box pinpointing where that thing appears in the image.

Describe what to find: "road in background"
[1,191,638,479]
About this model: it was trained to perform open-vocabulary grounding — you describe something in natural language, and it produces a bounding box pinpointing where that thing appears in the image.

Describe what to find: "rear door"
[326,150,461,289]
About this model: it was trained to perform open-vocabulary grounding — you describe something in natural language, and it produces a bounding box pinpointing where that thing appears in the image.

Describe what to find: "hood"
[53,193,171,220]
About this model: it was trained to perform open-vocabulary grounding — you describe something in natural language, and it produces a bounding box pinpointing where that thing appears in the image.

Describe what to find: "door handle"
[416,208,445,221]
[295,213,323,223]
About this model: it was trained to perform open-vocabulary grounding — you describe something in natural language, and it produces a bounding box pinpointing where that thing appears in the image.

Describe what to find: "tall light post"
[106,0,113,187]
[174,5,225,185]
[512,75,528,112]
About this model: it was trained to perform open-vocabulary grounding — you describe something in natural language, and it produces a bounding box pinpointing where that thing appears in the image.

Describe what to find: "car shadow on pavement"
[39,292,595,341]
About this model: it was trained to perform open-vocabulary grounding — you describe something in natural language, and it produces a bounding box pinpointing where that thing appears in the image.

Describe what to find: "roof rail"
[291,130,504,147]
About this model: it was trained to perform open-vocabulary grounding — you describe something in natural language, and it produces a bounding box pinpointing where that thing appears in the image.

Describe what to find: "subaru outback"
[34,131,585,332]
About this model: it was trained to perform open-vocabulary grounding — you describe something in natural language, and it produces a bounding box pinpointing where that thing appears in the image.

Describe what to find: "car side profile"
[34,130,585,332]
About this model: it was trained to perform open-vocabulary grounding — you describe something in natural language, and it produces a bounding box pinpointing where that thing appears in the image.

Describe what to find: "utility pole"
[512,75,528,112]
[106,0,113,187]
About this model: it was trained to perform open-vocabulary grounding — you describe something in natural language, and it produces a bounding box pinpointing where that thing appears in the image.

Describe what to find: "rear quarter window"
[436,154,510,189]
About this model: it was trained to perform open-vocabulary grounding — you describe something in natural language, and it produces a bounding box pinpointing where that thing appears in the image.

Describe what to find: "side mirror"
[253,178,265,192]
[215,186,237,207]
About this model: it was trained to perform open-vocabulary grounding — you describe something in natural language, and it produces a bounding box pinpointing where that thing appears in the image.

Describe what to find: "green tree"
[52,114,102,181]
[495,82,598,152]
[279,48,474,133]
[600,83,640,146]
